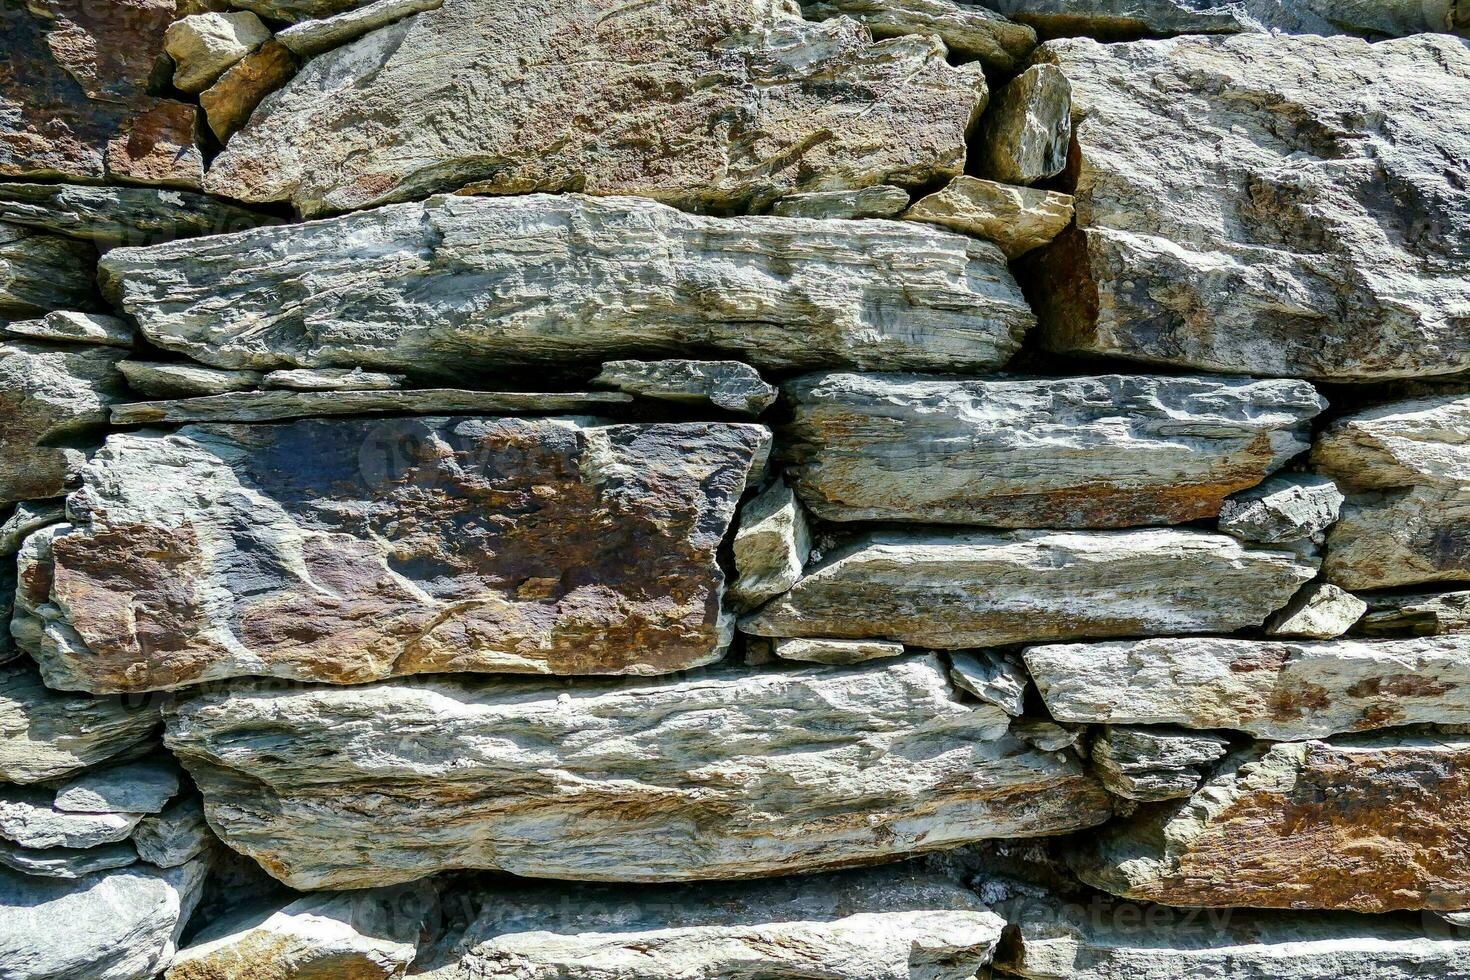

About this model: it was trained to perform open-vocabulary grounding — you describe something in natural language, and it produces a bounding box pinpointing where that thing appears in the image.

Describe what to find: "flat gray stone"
[110,388,632,425]
[0,183,280,248]
[799,0,1036,69]
[981,0,1468,38]
[593,360,776,416]
[99,194,1032,376]
[261,367,405,391]
[6,312,133,348]
[0,839,137,880]
[55,760,180,815]
[978,64,1071,186]
[0,225,98,319]
[1358,589,1470,637]
[1218,473,1344,546]
[131,799,213,870]
[728,479,812,612]
[0,786,143,849]
[948,651,1029,716]
[771,637,906,665]
[0,664,158,784]
[1090,726,1230,802]
[117,361,263,398]
[276,0,443,56]
[768,185,911,219]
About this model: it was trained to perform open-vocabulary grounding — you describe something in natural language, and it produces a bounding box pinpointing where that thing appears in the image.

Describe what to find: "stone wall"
[3,1,1470,977]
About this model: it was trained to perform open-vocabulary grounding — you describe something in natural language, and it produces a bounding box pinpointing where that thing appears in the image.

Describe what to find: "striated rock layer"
[163,656,1111,890]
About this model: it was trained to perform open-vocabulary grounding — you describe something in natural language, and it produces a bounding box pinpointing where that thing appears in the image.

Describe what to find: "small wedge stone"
[728,479,812,612]
[948,651,1029,716]
[978,64,1071,186]
[1264,582,1367,639]
[593,359,777,416]
[164,12,272,94]
[772,637,906,665]
[906,177,1073,257]
[133,799,213,869]
[1090,726,1230,802]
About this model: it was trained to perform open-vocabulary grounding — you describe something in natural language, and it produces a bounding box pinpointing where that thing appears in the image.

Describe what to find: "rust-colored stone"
[200,41,300,142]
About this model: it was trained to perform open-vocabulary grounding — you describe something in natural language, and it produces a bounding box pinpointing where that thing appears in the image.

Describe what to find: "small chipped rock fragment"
[55,759,180,815]
[948,651,1029,716]
[0,183,281,248]
[1264,581,1367,639]
[164,12,272,94]
[772,637,906,665]
[1090,726,1230,802]
[729,479,812,612]
[1358,589,1470,637]
[0,838,138,880]
[262,367,405,391]
[117,361,264,397]
[0,226,98,318]
[1026,635,1470,740]
[0,786,143,849]
[276,0,446,56]
[799,0,1036,69]
[768,185,911,219]
[0,665,159,784]
[199,41,299,142]
[906,177,1074,258]
[6,312,134,348]
[133,798,213,869]
[978,64,1071,186]
[1074,733,1470,912]
[593,359,777,416]
[1218,473,1344,546]
[1012,720,1082,754]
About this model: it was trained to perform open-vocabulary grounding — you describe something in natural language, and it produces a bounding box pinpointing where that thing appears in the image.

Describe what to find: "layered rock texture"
[4,1,1469,976]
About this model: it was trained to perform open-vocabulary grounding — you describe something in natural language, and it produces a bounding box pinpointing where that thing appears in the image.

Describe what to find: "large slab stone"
[1074,734,1470,912]
[0,839,137,880]
[205,0,987,217]
[0,787,143,850]
[1026,636,1470,739]
[778,373,1323,527]
[0,183,282,248]
[0,666,159,784]
[1026,33,1470,382]
[416,867,1005,980]
[98,194,1032,376]
[0,341,127,506]
[742,528,1316,648]
[22,417,766,694]
[1313,393,1470,590]
[162,656,1111,889]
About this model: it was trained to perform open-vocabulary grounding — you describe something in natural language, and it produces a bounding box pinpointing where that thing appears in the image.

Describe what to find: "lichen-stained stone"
[769,185,911,219]
[162,656,1111,889]
[1026,33,1470,382]
[905,177,1074,259]
[0,183,282,248]
[1313,393,1470,590]
[1089,726,1229,802]
[1358,589,1470,637]
[109,388,631,425]
[1025,636,1470,740]
[24,417,766,694]
[978,65,1071,186]
[728,479,811,611]
[0,858,207,980]
[1217,473,1344,547]
[100,194,1032,376]
[994,888,1470,979]
[593,360,777,416]
[414,867,1005,980]
[777,373,1323,527]
[205,0,987,218]
[798,0,1036,70]
[0,226,98,319]
[1073,734,1470,912]
[0,341,127,506]
[1263,581,1366,639]
[742,528,1316,648]
[0,666,159,784]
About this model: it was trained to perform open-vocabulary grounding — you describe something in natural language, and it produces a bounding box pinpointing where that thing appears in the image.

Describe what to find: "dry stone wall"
[2,1,1470,977]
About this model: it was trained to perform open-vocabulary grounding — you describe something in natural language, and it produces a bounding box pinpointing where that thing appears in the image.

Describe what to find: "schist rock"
[728,479,812,612]
[905,177,1074,258]
[771,637,906,665]
[741,528,1316,648]
[98,194,1033,376]
[768,185,912,219]
[1026,33,1470,382]
[1089,726,1230,802]
[777,373,1323,527]
[0,839,137,880]
[54,759,180,815]
[977,64,1071,186]
[0,183,282,249]
[0,225,99,319]
[162,656,1111,890]
[1313,393,1470,590]
[199,41,301,143]
[1263,582,1366,639]
[163,12,272,95]
[1217,473,1344,547]
[798,0,1036,70]
[108,388,632,424]
[1074,734,1470,912]
[0,666,159,784]
[592,359,777,416]
[1025,635,1470,740]
[7,312,134,349]
[204,0,987,217]
[1358,589,1470,637]
[116,361,264,398]
[949,651,1029,716]
[276,0,447,58]
[262,367,405,391]
[132,799,213,869]
[0,786,143,850]
[21,417,767,693]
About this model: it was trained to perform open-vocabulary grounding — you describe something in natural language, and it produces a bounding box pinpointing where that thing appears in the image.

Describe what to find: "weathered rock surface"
[7,312,133,348]
[276,0,445,57]
[949,651,1029,716]
[228,0,375,20]
[168,884,435,980]
[743,528,1315,648]
[206,0,987,217]
[132,799,213,869]
[768,185,911,219]
[1359,589,1470,637]
[729,480,811,611]
[109,388,631,425]
[117,361,263,397]
[1218,473,1344,547]
[0,839,137,880]
[1090,726,1230,802]
[1012,720,1083,754]
[1027,33,1470,382]
[593,359,777,416]
[906,177,1074,258]
[198,41,300,142]
[799,0,1036,69]
[0,666,159,784]
[163,656,1110,889]
[164,12,272,94]
[0,183,281,248]
[0,341,127,505]
[0,859,207,980]
[0,501,65,557]
[1026,635,1470,739]
[995,888,1470,979]
[0,226,98,318]
[777,373,1323,527]
[1264,581,1366,639]
[0,787,143,849]
[262,367,404,391]
[981,0,1470,40]
[771,637,906,664]
[1313,393,1470,590]
[416,867,1005,980]
[55,760,180,815]
[100,194,1032,376]
[1074,734,1470,911]
[25,417,765,693]
[978,64,1071,186]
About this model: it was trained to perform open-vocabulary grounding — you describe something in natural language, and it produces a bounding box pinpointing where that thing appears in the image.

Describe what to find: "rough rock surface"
[0,839,137,880]
[1218,473,1344,547]
[743,528,1315,647]
[906,177,1074,258]
[132,799,213,869]
[1074,734,1470,912]
[949,651,1029,716]
[593,360,777,416]
[1028,33,1470,382]
[0,787,143,849]
[728,479,811,611]
[0,666,159,784]
[0,501,65,557]
[1313,393,1470,590]
[979,64,1071,186]
[768,185,911,219]
[262,367,404,391]
[0,341,127,505]
[164,12,272,94]
[0,859,207,980]
[99,194,1032,376]
[198,41,300,142]
[0,226,98,318]
[771,637,906,664]
[799,0,1036,69]
[7,312,133,348]
[1263,581,1366,639]
[206,0,987,217]
[1090,726,1230,802]
[0,183,281,247]
[277,0,446,56]
[777,373,1323,527]
[117,361,263,397]
[417,867,1006,980]
[55,760,180,815]
[162,656,1110,889]
[1026,635,1470,739]
[24,417,766,693]
[1359,589,1470,637]
[109,388,631,425]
